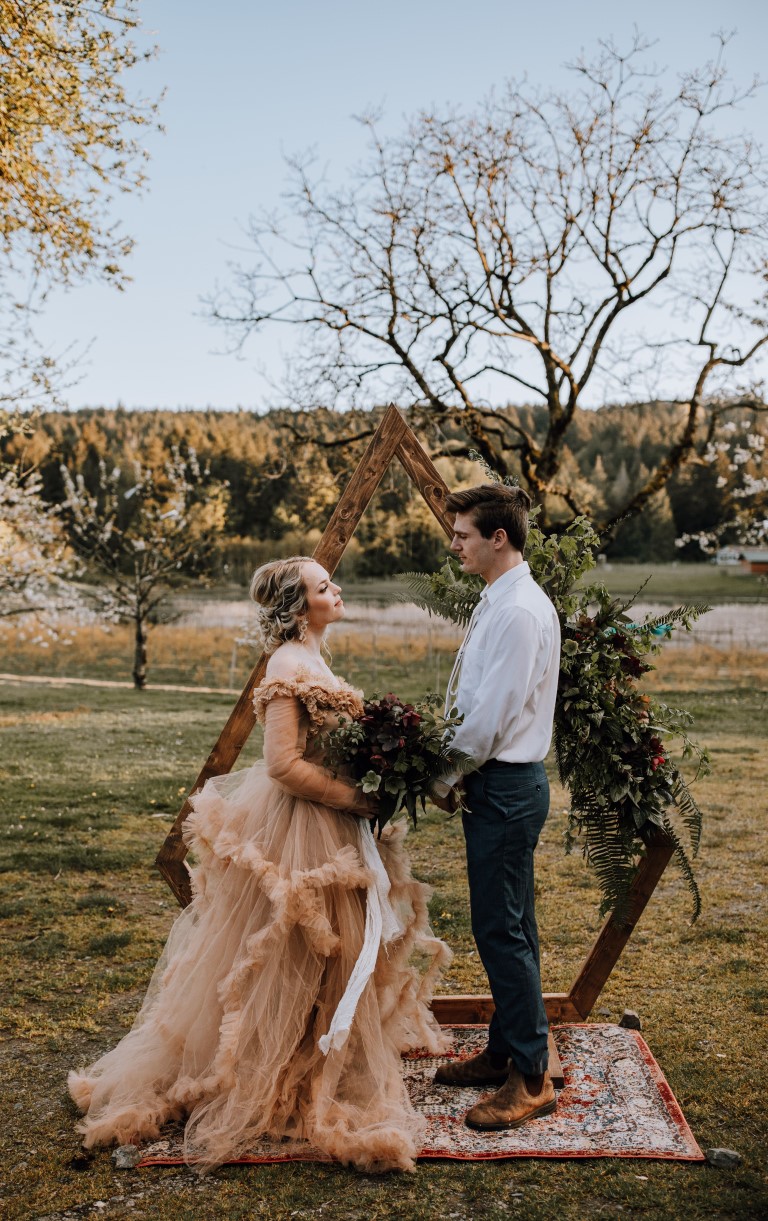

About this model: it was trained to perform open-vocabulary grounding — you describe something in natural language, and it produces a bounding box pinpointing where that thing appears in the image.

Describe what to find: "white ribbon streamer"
[318,820,403,1055]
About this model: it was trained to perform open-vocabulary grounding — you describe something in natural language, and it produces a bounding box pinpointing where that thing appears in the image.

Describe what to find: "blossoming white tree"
[0,409,88,635]
[677,419,767,555]
[0,467,83,625]
[60,449,229,688]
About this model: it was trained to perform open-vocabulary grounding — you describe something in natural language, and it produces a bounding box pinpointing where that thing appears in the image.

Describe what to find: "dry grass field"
[0,622,766,1220]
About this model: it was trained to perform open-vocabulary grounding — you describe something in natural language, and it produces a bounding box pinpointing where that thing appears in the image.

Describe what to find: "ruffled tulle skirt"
[68,761,451,1173]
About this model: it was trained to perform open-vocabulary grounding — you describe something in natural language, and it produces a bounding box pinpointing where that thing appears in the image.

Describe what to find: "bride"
[68,556,450,1173]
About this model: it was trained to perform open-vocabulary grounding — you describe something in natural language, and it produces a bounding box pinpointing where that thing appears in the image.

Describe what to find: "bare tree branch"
[208,35,768,527]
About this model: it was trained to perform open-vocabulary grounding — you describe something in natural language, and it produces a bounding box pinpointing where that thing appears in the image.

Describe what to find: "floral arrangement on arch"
[400,463,709,923]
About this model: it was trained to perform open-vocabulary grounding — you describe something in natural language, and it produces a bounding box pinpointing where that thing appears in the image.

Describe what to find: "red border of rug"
[137,1023,704,1166]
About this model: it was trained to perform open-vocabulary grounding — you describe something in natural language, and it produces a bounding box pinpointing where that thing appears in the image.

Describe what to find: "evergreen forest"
[5,402,763,581]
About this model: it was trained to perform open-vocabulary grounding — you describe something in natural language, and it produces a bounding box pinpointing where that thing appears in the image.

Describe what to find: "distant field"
[578,562,765,604]
[179,563,767,607]
[0,558,764,695]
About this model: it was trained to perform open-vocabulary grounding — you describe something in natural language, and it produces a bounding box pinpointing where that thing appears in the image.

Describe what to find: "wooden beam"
[567,832,676,1019]
[543,992,583,1024]
[313,405,409,574]
[431,993,581,1025]
[156,405,411,906]
[547,1030,565,1090]
[431,995,495,1024]
[394,425,453,540]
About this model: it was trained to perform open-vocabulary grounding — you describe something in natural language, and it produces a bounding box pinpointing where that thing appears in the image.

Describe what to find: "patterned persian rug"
[138,1023,703,1166]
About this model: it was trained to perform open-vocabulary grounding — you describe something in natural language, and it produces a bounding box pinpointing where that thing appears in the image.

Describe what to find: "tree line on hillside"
[3,402,765,582]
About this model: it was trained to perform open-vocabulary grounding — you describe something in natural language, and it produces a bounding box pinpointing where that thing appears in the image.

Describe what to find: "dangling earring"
[297,614,309,643]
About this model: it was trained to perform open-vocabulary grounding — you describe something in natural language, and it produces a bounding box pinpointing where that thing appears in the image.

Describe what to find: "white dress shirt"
[444,562,560,777]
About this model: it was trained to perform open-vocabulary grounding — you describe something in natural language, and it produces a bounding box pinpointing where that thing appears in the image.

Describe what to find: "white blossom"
[0,466,92,634]
[58,447,229,686]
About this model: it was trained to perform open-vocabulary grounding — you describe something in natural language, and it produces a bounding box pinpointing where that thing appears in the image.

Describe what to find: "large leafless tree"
[212,35,768,528]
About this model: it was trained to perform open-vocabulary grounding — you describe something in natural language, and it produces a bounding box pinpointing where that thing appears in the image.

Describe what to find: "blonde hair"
[249,555,313,654]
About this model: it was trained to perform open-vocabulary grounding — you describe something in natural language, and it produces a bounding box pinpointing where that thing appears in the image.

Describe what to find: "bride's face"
[301,561,345,629]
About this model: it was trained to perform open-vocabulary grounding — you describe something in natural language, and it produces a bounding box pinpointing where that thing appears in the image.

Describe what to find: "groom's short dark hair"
[446,483,532,552]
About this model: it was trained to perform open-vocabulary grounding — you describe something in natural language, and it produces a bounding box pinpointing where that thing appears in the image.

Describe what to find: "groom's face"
[450,512,497,578]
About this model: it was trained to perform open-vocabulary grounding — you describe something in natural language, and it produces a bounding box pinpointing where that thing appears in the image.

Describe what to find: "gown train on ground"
[68,673,451,1173]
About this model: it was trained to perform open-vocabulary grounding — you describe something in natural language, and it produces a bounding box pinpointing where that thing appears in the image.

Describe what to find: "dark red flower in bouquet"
[321,691,471,838]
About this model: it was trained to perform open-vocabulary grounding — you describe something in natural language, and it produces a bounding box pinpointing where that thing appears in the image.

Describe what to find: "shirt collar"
[484,561,530,605]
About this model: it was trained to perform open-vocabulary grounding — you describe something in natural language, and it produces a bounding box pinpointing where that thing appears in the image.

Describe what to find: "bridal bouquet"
[323,692,472,838]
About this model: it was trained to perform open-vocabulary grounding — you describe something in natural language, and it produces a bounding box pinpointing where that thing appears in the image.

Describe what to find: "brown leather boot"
[464,1068,556,1130]
[433,1048,510,1087]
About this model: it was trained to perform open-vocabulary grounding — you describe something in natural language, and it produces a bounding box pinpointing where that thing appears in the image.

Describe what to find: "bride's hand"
[350,789,378,819]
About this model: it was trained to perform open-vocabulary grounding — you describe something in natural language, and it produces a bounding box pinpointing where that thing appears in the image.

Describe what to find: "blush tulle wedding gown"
[68,667,450,1172]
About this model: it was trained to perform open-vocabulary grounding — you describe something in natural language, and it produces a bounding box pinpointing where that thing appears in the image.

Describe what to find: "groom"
[432,483,560,1130]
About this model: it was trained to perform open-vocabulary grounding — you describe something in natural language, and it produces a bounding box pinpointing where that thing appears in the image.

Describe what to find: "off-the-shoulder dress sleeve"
[254,677,365,810]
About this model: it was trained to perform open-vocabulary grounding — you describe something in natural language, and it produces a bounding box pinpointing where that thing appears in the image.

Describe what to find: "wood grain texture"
[431,993,581,1025]
[314,405,409,574]
[394,427,453,539]
[547,1029,565,1089]
[567,833,676,1019]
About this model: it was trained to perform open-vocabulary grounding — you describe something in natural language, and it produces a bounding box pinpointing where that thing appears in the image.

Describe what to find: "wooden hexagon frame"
[156,404,674,1031]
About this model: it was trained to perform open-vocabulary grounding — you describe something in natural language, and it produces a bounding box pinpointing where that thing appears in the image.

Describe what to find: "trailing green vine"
[399,464,710,923]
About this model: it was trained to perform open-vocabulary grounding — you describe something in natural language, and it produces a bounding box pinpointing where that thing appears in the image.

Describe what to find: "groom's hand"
[431,783,461,814]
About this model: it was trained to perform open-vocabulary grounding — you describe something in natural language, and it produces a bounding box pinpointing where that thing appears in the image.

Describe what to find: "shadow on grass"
[0,847,139,873]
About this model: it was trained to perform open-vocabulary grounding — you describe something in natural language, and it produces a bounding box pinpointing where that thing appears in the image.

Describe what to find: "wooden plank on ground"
[432,993,581,1025]
[547,1029,565,1089]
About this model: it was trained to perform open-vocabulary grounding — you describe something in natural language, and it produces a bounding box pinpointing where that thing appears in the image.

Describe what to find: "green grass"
[0,641,766,1220]
[342,563,766,605]
[577,562,765,604]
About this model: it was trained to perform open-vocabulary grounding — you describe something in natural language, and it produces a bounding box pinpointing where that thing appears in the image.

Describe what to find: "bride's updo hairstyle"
[249,555,314,654]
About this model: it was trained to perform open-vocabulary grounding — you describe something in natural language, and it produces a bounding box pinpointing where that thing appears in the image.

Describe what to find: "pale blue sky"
[35,0,768,410]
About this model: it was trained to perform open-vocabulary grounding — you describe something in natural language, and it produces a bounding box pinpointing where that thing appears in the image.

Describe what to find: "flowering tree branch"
[60,449,229,688]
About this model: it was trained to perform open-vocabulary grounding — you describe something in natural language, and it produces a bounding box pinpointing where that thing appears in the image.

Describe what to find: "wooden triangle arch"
[156,404,675,1030]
